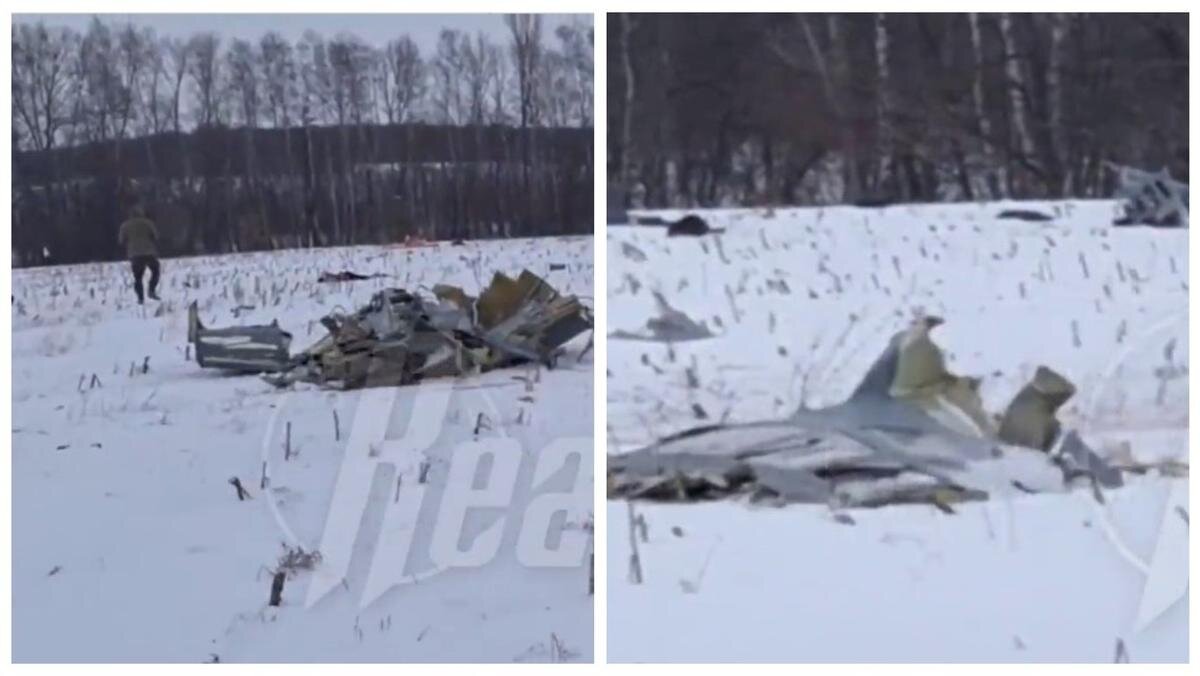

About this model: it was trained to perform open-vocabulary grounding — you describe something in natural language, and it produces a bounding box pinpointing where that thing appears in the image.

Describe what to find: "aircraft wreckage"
[609,316,1185,510]
[1109,163,1189,227]
[187,269,593,389]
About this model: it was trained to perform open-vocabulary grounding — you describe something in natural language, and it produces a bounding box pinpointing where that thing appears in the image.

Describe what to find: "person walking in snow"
[117,205,161,304]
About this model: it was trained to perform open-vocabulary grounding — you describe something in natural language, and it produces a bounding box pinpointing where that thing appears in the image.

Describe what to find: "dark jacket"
[118,217,159,258]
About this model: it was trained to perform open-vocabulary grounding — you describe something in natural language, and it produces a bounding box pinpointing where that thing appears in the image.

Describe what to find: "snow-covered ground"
[12,237,594,663]
[607,200,1188,662]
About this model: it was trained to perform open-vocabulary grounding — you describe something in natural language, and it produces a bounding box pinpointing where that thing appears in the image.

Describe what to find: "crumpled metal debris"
[609,315,1147,511]
[1109,163,1189,227]
[188,269,592,389]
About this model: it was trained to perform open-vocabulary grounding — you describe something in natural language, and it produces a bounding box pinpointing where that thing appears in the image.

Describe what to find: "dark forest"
[609,13,1187,209]
[12,14,594,265]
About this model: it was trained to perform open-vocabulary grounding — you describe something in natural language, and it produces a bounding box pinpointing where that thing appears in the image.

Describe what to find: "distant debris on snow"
[853,196,896,208]
[188,269,593,389]
[383,234,436,249]
[622,212,726,237]
[997,209,1055,222]
[619,241,648,263]
[316,270,387,283]
[610,291,714,343]
[1109,163,1189,228]
[609,315,1183,510]
[666,215,723,237]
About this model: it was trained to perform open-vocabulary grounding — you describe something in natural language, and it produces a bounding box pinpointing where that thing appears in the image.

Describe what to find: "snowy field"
[607,200,1188,662]
[12,237,594,663]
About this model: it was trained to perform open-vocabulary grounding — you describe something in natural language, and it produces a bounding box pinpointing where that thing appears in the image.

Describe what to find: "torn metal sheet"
[188,302,292,373]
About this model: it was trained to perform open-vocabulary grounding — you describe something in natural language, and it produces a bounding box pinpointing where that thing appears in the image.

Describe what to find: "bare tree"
[618,13,636,187]
[12,15,595,264]
[136,34,172,136]
[163,37,191,133]
[226,38,260,128]
[112,24,151,140]
[611,13,1184,207]
[556,20,593,128]
[999,13,1037,187]
[328,33,374,125]
[74,18,119,142]
[188,32,223,127]
[540,49,574,128]
[505,14,543,128]
[259,32,296,129]
[461,32,498,125]
[505,13,545,231]
[296,31,331,125]
[770,14,861,202]
[1046,13,1071,195]
[873,13,894,193]
[967,13,1001,198]
[431,29,467,124]
[487,40,513,124]
[378,36,425,124]
[12,23,76,151]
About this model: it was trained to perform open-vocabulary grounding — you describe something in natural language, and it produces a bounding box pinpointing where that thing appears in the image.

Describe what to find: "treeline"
[12,14,594,265]
[608,13,1187,208]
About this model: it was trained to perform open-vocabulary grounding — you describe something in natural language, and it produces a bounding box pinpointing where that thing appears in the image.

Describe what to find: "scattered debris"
[620,242,648,262]
[317,270,387,283]
[189,269,592,390]
[609,316,1171,510]
[997,209,1054,222]
[852,196,895,208]
[610,291,714,343]
[626,212,727,236]
[667,214,724,237]
[1109,164,1189,227]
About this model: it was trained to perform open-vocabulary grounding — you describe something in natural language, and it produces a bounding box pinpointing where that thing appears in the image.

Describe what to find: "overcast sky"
[15,13,589,53]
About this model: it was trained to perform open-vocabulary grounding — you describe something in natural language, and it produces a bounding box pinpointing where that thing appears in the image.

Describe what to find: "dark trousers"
[130,255,161,303]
